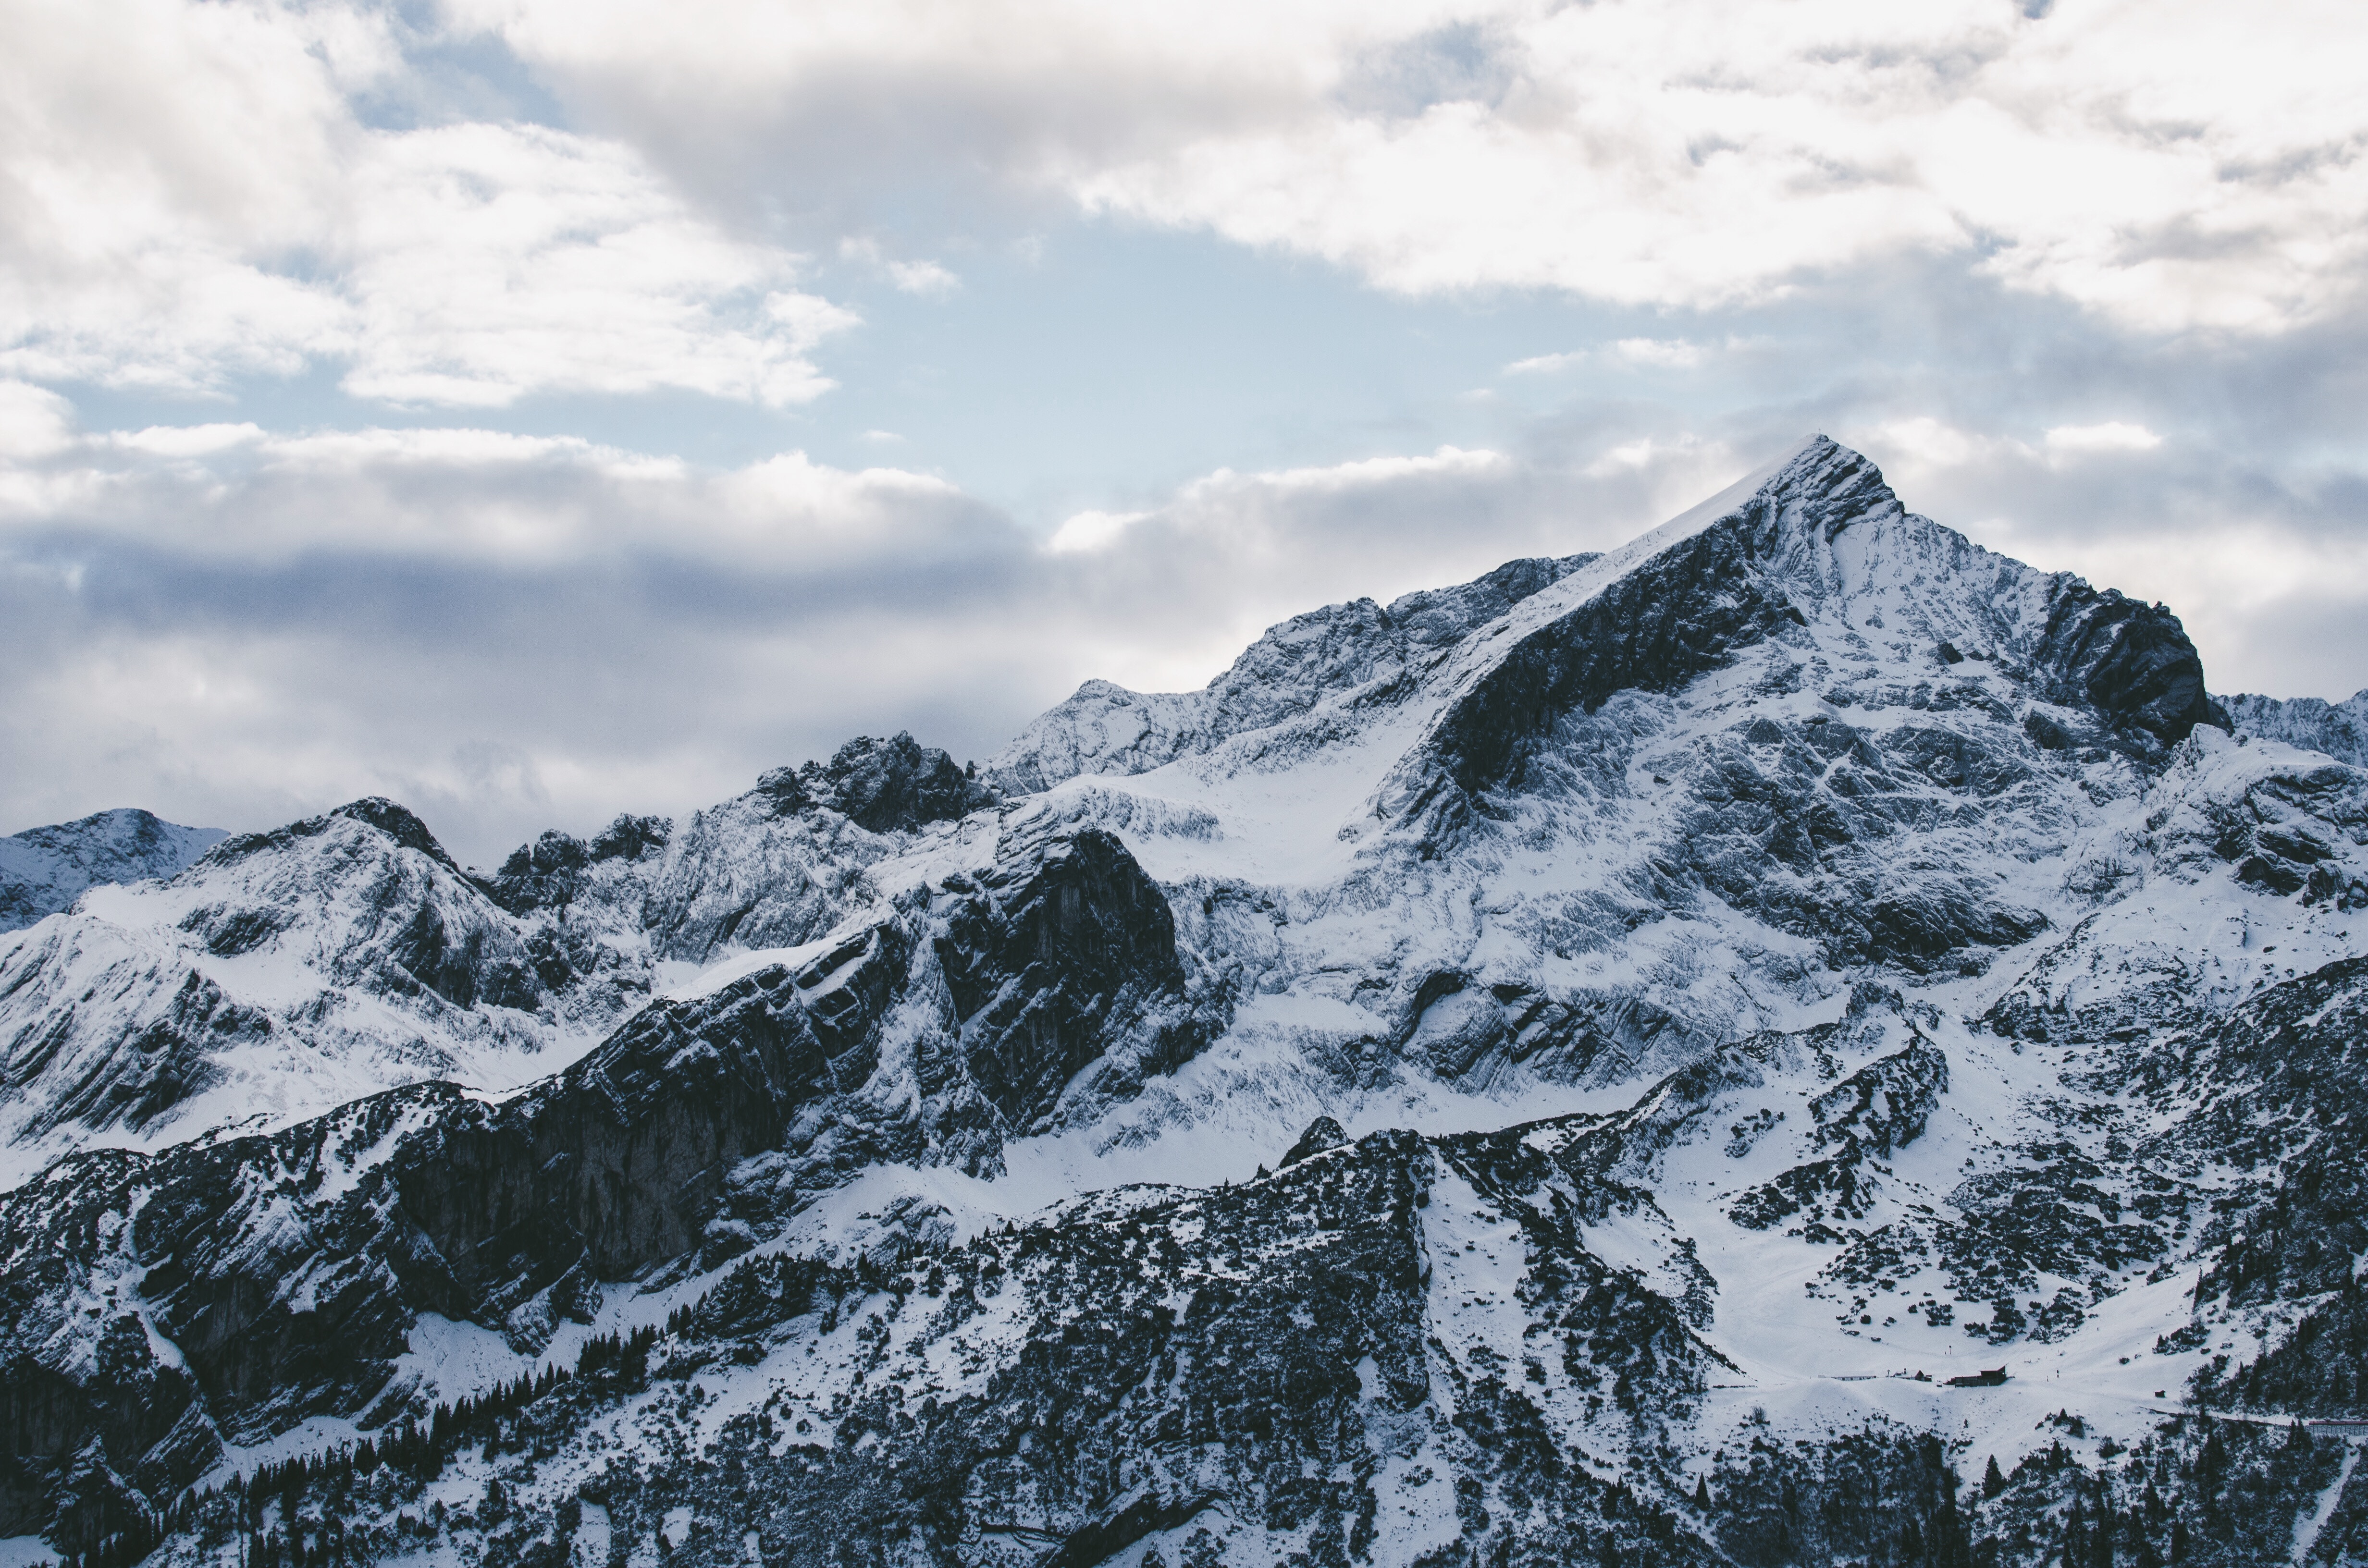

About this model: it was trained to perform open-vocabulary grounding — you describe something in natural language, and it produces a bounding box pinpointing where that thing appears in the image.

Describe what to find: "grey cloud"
[8,246,2368,863]
[0,418,1745,862]
[9,408,2366,870]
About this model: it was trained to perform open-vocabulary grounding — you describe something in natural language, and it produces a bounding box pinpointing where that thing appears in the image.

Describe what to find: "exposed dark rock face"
[589,813,671,863]
[622,735,996,964]
[2130,957,2368,1418]
[56,1101,2022,1568]
[1729,1035,1946,1232]
[0,961,866,1486]
[814,732,997,834]
[312,1115,1748,1568]
[486,817,670,914]
[0,823,1205,1524]
[0,800,616,1173]
[484,830,592,914]
[0,968,264,1137]
[986,553,1602,796]
[0,808,226,932]
[1648,709,2053,972]
[936,824,1205,1134]
[1279,1114,1349,1166]
[2183,750,2368,908]
[1808,1035,1947,1158]
[1408,441,2227,834]
[1422,449,1901,806]
[207,797,465,876]
[2031,581,2229,756]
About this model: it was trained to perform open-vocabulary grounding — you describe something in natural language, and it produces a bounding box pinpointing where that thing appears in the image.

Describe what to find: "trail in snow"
[2295,1437,2361,1564]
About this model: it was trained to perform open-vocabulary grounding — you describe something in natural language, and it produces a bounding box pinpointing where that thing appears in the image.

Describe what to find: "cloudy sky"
[4,0,2364,863]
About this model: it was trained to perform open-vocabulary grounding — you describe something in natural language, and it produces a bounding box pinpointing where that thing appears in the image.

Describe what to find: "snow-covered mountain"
[0,736,1005,1190]
[5,436,2368,1568]
[2223,687,2368,770]
[0,809,226,933]
[0,799,653,1189]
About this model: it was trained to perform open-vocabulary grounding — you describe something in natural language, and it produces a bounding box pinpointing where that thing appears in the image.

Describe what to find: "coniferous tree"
[1927,1486,1974,1568]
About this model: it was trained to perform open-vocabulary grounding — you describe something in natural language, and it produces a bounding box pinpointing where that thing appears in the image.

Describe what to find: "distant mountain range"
[0,809,225,933]
[5,437,2367,1568]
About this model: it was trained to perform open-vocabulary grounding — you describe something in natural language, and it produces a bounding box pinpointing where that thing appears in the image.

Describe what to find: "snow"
[658,933,839,1003]
[2295,1441,2363,1563]
[10,435,2368,1560]
[0,808,226,934]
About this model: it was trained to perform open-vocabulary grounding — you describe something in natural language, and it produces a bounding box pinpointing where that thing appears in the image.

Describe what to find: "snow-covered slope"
[5,436,2367,1568]
[947,436,2247,1177]
[0,800,656,1188]
[0,809,225,933]
[0,735,1010,1188]
[2222,686,2368,769]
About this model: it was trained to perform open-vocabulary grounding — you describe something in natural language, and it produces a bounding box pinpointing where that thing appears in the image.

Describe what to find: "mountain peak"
[330,796,461,864]
[200,794,465,875]
[0,807,227,932]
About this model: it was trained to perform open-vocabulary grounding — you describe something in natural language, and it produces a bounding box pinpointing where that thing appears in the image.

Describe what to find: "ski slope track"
[6,437,2368,1567]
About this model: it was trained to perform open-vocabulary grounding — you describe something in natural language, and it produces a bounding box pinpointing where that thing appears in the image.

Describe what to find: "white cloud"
[335,123,856,408]
[1842,416,2368,700]
[1584,436,1700,478]
[887,259,962,296]
[2043,421,2163,456]
[1195,444,1506,498]
[7,410,2364,860]
[0,0,855,405]
[1505,351,1585,376]
[0,416,1739,853]
[1612,338,1704,369]
[463,0,2368,334]
[107,423,267,457]
[11,0,2359,411]
[0,382,76,459]
[1867,416,1995,474]
[1046,508,1147,554]
[839,237,964,296]
[0,418,1006,575]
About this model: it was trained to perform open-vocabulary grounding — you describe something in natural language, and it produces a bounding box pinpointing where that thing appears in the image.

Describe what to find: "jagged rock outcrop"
[0,799,663,1187]
[742,732,995,835]
[812,732,997,833]
[2031,583,2227,755]
[482,816,671,916]
[0,735,1024,1184]
[935,823,1205,1134]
